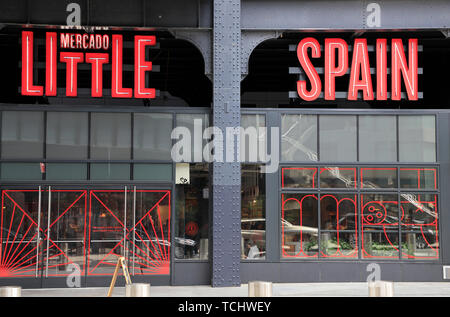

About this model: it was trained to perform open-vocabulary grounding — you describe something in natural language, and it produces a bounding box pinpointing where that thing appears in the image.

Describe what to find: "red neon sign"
[21,31,156,99]
[296,37,419,101]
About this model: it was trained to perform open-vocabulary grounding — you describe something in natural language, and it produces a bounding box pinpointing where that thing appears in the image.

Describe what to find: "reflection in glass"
[359,116,397,162]
[281,115,317,162]
[361,167,397,189]
[89,191,125,241]
[401,193,437,226]
[320,167,356,189]
[320,194,357,231]
[241,115,266,163]
[401,231,439,260]
[319,115,357,162]
[400,168,437,189]
[241,165,266,260]
[90,113,131,160]
[134,113,173,160]
[1,111,44,159]
[175,114,209,163]
[282,194,318,258]
[46,112,88,159]
[361,194,399,229]
[399,116,436,162]
[362,231,399,259]
[175,164,209,260]
[282,167,317,188]
[320,232,358,258]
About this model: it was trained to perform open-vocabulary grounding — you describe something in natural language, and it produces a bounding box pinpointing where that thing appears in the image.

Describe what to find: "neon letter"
[296,37,321,101]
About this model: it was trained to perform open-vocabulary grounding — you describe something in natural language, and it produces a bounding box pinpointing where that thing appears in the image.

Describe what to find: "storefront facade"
[0,0,449,288]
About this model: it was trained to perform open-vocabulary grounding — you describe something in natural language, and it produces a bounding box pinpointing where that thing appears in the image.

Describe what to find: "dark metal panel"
[240,262,445,283]
[29,0,88,25]
[173,262,211,285]
[0,0,27,23]
[401,263,444,282]
[145,0,200,28]
[278,262,321,283]
[319,262,363,282]
[240,262,281,283]
[90,0,143,27]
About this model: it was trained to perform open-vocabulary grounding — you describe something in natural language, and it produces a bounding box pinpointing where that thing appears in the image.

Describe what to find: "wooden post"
[107,257,132,297]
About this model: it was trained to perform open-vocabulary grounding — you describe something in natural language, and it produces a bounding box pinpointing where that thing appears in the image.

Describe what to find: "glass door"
[0,186,171,287]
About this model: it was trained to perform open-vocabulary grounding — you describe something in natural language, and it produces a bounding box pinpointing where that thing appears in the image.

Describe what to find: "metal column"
[211,0,241,287]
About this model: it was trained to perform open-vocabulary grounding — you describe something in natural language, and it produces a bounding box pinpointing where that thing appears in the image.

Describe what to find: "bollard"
[248,281,272,297]
[368,281,394,297]
[125,283,151,297]
[0,286,21,297]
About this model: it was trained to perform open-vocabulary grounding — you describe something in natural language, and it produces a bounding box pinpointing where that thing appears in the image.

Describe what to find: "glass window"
[90,163,130,180]
[46,112,88,159]
[320,194,357,231]
[90,113,131,160]
[362,231,400,259]
[399,116,436,162]
[282,167,317,188]
[241,114,266,163]
[1,163,42,180]
[281,114,317,162]
[175,114,209,163]
[241,165,266,260]
[361,194,399,229]
[133,164,172,181]
[281,193,318,258]
[134,113,173,161]
[320,167,357,189]
[1,111,44,159]
[400,168,437,190]
[359,116,397,162]
[175,163,209,260]
[319,115,357,162]
[361,167,397,189]
[46,163,87,180]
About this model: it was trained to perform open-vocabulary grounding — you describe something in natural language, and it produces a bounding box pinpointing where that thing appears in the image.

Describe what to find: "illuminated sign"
[296,38,419,101]
[21,31,156,98]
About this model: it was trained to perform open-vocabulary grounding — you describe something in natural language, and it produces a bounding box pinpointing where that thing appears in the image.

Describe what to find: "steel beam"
[211,0,241,287]
[241,0,450,30]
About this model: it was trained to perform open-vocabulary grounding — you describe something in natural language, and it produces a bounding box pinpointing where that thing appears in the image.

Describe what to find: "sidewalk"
[20,282,450,297]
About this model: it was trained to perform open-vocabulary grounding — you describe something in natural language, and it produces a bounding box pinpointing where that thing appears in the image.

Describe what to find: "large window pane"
[241,165,266,260]
[134,113,173,160]
[399,116,436,162]
[90,163,130,180]
[1,163,42,180]
[359,116,397,162]
[175,163,209,260]
[361,167,398,189]
[281,193,318,258]
[133,164,172,181]
[400,168,437,190]
[282,167,317,189]
[320,167,357,189]
[90,113,131,160]
[241,114,266,163]
[281,115,317,162]
[1,111,43,159]
[319,115,357,162]
[175,114,209,163]
[46,112,88,159]
[46,163,87,180]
